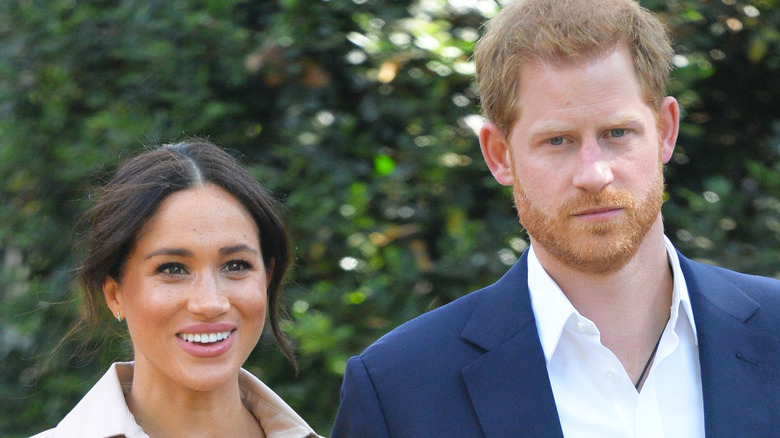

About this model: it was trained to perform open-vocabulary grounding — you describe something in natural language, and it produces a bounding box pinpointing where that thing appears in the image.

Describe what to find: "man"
[331,0,780,436]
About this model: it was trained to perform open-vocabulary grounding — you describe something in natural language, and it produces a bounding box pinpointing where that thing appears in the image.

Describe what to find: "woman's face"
[103,183,268,393]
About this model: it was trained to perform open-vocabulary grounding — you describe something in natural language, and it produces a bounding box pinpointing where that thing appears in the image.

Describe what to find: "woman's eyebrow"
[219,244,260,256]
[144,248,193,260]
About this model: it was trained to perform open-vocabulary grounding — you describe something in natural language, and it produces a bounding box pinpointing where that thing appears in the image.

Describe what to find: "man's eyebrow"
[219,244,260,256]
[530,115,644,137]
[528,122,573,139]
[144,248,193,260]
[604,115,644,127]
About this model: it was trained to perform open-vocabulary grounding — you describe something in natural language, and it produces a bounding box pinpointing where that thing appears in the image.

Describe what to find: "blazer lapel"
[680,254,779,437]
[460,253,564,438]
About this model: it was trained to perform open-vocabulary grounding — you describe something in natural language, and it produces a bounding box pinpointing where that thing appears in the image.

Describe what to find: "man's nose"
[572,137,614,192]
[187,274,230,318]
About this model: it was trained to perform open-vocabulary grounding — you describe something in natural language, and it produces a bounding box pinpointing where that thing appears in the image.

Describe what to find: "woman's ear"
[479,122,514,186]
[266,258,275,289]
[103,276,123,317]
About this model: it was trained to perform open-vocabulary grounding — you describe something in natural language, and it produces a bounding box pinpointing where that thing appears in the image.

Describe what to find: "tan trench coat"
[30,362,321,438]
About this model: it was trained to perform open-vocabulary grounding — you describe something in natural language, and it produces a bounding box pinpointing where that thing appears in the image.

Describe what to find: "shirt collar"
[663,235,697,342]
[527,235,698,365]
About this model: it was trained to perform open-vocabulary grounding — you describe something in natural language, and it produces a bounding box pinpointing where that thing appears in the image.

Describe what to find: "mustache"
[560,189,636,216]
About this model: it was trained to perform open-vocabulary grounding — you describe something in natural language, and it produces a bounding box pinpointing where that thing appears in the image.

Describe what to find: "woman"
[33,140,321,437]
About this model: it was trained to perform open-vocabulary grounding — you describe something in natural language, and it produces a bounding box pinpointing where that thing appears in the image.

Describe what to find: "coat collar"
[460,252,564,438]
[238,368,321,438]
[679,253,779,437]
[44,362,320,438]
[50,362,146,438]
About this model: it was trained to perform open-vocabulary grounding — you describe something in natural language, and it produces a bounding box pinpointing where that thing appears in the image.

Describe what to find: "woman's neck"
[125,362,265,438]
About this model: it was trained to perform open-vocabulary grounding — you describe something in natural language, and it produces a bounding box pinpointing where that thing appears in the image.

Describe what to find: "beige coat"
[30,362,321,438]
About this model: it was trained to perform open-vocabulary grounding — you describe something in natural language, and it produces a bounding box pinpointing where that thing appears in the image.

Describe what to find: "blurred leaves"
[1,0,779,436]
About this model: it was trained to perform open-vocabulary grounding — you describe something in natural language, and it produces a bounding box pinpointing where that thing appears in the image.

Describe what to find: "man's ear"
[479,122,514,186]
[658,96,680,164]
[103,276,123,317]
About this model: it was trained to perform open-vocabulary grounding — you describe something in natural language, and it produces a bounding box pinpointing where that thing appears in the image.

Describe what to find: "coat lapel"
[457,251,778,437]
[680,254,779,437]
[460,254,564,438]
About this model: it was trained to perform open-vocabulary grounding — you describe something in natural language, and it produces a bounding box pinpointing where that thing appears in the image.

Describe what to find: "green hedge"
[1,0,778,435]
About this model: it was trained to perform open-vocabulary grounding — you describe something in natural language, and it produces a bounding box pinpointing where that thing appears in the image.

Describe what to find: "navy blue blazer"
[331,251,780,437]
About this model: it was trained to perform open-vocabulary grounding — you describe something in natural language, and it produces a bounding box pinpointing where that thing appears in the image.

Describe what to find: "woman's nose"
[187,274,230,318]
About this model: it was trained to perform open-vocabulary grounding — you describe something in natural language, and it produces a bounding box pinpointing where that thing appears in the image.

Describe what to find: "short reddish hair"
[474,0,674,135]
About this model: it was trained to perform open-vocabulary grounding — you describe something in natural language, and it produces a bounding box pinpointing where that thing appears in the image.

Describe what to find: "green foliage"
[661,0,780,278]
[1,0,778,436]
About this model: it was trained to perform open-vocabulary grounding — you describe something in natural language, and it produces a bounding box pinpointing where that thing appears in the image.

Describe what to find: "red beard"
[513,166,664,275]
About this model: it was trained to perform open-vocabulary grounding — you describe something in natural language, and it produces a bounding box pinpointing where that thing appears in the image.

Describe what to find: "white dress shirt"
[527,236,705,437]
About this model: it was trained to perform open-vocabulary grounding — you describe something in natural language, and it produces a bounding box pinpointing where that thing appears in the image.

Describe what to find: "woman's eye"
[157,263,187,276]
[610,128,626,138]
[223,260,252,273]
[548,137,565,146]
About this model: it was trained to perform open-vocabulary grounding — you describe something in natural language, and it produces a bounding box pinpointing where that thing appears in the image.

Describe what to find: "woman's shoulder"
[29,362,147,438]
[238,368,323,438]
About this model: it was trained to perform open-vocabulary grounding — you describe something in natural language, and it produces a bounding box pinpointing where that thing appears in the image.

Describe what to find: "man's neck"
[532,218,673,383]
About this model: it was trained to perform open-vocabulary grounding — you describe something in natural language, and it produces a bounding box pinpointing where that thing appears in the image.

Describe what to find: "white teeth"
[179,331,231,344]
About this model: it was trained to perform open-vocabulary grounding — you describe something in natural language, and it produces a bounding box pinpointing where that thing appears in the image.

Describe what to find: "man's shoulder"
[359,257,532,364]
[345,284,499,408]
[682,256,780,331]
[685,256,780,301]
[362,285,488,359]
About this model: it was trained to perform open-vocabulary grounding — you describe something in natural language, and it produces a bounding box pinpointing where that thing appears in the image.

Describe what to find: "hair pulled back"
[77,140,295,364]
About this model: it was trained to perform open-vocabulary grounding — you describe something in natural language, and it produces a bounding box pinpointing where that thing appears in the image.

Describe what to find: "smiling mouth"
[177,331,233,344]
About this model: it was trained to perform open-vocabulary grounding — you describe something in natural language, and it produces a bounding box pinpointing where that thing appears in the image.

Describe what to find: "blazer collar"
[460,253,564,438]
[461,253,536,350]
[680,253,778,437]
[459,250,779,437]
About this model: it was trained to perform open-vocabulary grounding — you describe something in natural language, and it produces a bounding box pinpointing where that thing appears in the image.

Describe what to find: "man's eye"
[157,263,187,275]
[610,129,626,138]
[549,137,565,146]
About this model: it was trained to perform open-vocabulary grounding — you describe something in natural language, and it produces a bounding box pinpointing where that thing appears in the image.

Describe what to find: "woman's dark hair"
[77,140,295,365]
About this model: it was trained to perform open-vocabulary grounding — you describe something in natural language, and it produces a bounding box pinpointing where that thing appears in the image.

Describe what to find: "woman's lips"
[176,330,235,358]
[175,323,237,358]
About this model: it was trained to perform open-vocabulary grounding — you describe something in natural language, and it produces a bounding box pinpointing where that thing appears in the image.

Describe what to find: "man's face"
[504,46,671,274]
